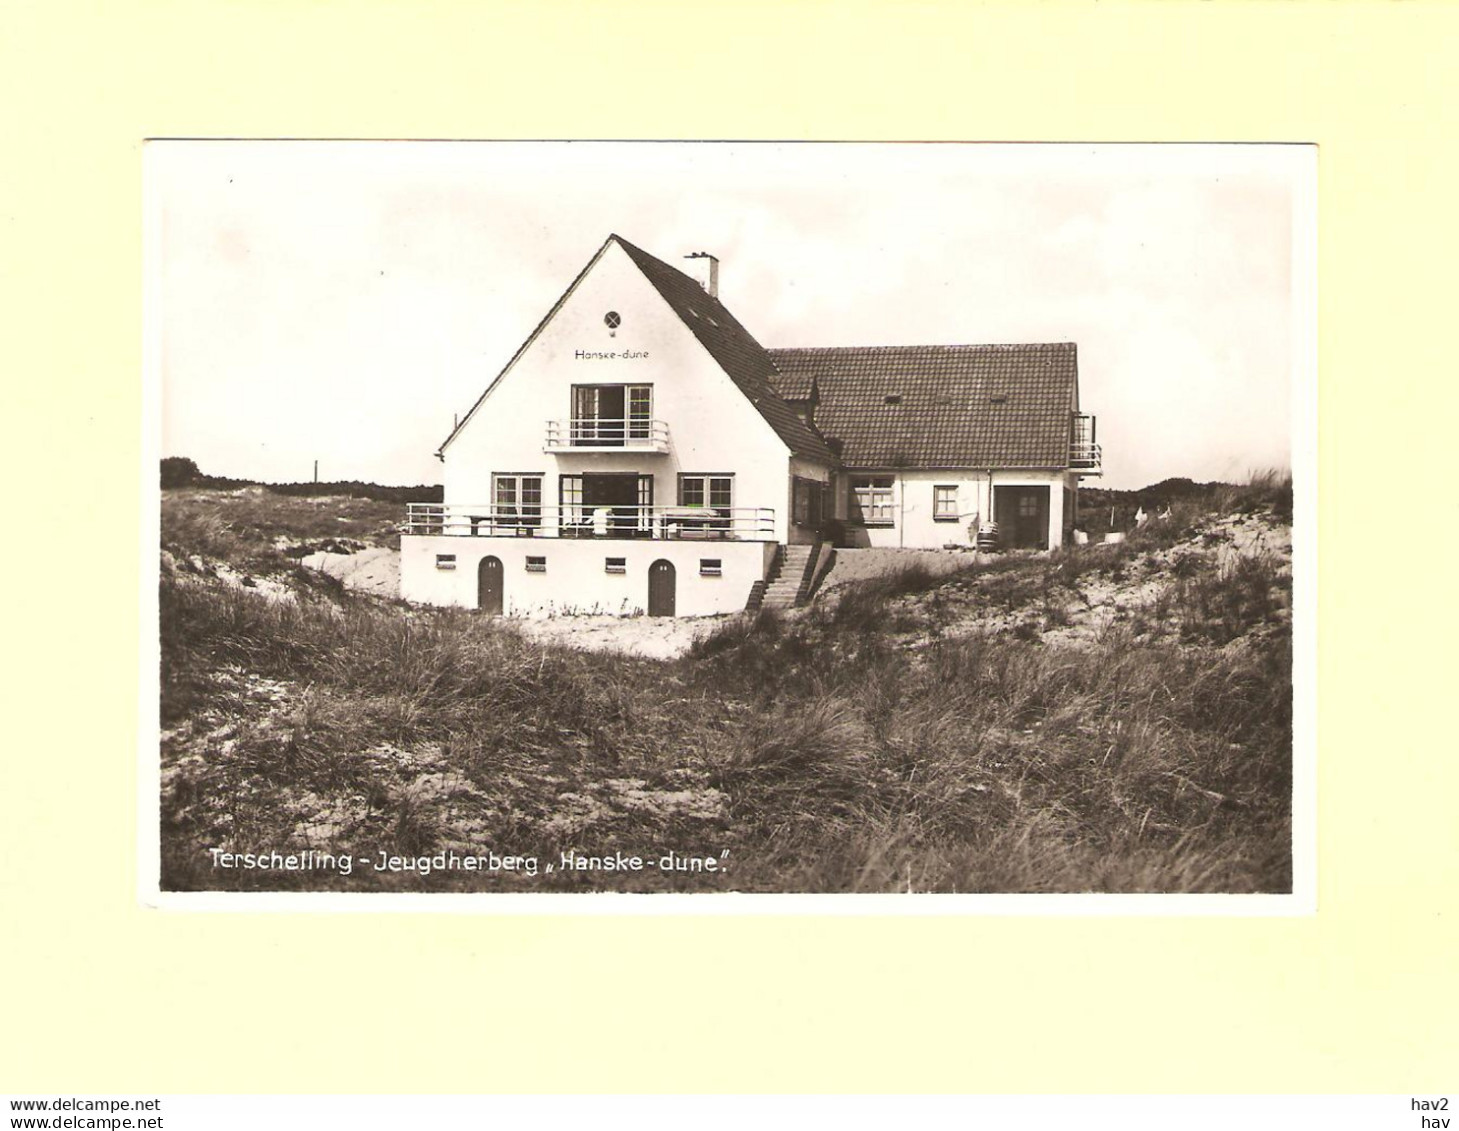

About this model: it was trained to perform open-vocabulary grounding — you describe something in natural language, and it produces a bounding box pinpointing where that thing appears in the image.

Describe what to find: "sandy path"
[300,546,401,597]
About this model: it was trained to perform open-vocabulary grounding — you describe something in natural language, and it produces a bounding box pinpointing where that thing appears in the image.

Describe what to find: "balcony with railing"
[405,502,776,541]
[544,417,671,453]
[1070,413,1102,474]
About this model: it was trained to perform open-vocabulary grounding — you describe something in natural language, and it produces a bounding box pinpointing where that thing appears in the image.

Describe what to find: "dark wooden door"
[584,473,648,536]
[647,559,676,617]
[994,486,1050,550]
[477,555,503,614]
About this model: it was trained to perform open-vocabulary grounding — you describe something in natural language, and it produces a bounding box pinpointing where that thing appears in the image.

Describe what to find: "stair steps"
[758,543,816,611]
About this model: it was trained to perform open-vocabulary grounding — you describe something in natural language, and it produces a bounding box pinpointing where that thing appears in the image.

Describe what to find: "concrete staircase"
[759,543,816,612]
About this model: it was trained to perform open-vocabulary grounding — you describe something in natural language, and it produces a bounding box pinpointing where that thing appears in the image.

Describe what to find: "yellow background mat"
[3,0,1454,1093]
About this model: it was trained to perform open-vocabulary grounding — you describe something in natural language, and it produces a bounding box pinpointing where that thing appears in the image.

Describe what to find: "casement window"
[850,476,895,526]
[627,386,652,439]
[679,474,733,534]
[493,474,543,529]
[700,558,722,577]
[525,556,547,573]
[560,474,584,530]
[933,485,959,522]
[678,474,733,510]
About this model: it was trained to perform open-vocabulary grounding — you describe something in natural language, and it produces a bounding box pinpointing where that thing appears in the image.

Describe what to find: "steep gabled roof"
[767,343,1079,469]
[438,237,616,456]
[439,235,837,464]
[613,236,837,464]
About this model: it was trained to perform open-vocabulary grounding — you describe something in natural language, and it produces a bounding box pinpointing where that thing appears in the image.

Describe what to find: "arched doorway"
[647,559,676,617]
[477,555,503,614]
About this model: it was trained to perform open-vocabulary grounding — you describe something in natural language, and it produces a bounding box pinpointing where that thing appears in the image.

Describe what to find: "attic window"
[990,394,1009,404]
[884,394,903,406]
[604,311,621,329]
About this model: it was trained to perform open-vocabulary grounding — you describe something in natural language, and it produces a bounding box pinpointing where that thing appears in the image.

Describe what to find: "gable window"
[627,386,652,439]
[850,476,895,526]
[933,485,959,521]
[571,384,653,444]
[493,474,543,532]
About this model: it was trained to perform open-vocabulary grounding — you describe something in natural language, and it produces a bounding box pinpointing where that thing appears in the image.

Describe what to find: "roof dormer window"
[884,394,903,406]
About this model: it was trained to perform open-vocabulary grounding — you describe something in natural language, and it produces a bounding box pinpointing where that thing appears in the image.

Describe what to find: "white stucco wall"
[843,469,1078,551]
[401,535,770,617]
[439,241,808,545]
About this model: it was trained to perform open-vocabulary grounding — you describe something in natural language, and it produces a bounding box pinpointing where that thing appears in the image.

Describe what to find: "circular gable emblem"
[604,311,621,329]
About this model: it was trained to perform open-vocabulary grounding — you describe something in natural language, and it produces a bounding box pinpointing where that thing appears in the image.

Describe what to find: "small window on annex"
[933,485,959,521]
[849,476,895,526]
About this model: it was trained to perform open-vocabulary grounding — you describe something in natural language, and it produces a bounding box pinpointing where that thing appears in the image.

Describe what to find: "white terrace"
[405,502,777,542]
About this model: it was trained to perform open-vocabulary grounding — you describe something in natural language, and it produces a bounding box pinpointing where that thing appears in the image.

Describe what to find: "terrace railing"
[544,417,671,453]
[405,502,776,541]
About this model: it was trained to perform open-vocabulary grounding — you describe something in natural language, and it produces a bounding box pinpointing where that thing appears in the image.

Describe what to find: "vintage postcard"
[143,140,1315,911]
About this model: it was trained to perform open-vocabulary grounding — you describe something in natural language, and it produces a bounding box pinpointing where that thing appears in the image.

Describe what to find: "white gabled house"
[399,235,1101,617]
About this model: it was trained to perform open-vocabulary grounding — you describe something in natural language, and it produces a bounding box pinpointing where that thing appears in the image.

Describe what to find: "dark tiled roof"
[767,343,1079,469]
[614,236,837,465]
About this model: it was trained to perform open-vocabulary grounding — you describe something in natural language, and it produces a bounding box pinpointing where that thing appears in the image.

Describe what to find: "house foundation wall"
[400,535,772,617]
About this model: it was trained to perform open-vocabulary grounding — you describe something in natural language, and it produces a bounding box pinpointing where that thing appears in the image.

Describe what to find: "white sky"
[150,141,1311,491]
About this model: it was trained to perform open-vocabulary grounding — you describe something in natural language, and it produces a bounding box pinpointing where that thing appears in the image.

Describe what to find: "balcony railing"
[544,417,671,453]
[405,503,775,541]
[1070,413,1102,474]
[1070,440,1103,474]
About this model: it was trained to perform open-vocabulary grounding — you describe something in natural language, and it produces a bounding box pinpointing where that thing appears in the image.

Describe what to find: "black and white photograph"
[148,141,1313,903]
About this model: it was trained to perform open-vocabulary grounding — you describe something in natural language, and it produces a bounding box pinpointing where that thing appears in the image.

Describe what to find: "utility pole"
[313,459,318,484]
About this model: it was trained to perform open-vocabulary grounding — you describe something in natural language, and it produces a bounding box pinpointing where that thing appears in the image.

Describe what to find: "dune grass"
[160,572,1290,894]
[159,481,1293,894]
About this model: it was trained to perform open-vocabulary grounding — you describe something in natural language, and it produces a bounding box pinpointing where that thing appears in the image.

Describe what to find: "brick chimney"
[683,252,719,298]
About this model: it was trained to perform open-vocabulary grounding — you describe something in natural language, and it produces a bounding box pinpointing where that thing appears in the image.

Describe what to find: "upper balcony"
[544,417,671,454]
[1070,413,1102,475]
